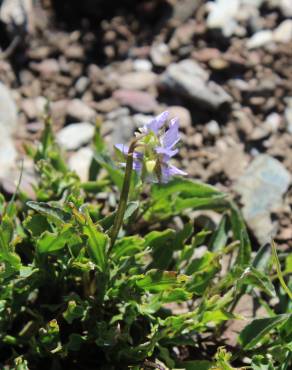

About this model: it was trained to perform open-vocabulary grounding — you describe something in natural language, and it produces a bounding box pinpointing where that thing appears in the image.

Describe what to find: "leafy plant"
[0,112,291,370]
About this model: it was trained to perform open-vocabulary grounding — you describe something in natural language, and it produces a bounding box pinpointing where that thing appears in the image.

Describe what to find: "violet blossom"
[115,111,187,183]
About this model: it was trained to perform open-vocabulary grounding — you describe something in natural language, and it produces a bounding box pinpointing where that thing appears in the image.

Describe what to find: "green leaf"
[176,360,213,370]
[83,216,108,271]
[0,215,21,269]
[37,225,73,253]
[152,178,224,199]
[93,152,124,190]
[23,214,51,237]
[230,202,251,266]
[63,300,85,324]
[209,213,229,251]
[112,236,144,260]
[239,314,290,349]
[27,201,71,224]
[238,266,275,297]
[135,270,189,293]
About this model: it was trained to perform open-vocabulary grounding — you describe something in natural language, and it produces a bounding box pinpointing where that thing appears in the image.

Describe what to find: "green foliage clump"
[0,118,291,370]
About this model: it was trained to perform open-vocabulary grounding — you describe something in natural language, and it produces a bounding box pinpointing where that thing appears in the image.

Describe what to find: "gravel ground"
[0,0,291,249]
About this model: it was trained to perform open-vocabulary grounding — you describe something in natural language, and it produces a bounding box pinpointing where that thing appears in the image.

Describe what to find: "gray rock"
[161,59,232,110]
[0,138,17,181]
[172,0,200,23]
[57,122,95,150]
[236,155,291,244]
[206,120,220,136]
[167,106,192,129]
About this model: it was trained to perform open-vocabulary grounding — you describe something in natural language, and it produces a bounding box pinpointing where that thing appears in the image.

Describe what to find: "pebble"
[57,122,95,150]
[284,107,292,134]
[0,82,18,134]
[273,20,292,44]
[30,59,60,78]
[206,0,240,37]
[68,147,93,182]
[0,138,17,181]
[280,0,292,17]
[264,112,281,133]
[118,71,158,90]
[113,89,158,113]
[0,0,34,32]
[167,106,192,129]
[206,120,220,136]
[67,99,96,122]
[150,43,172,67]
[247,30,274,49]
[133,59,152,72]
[161,59,232,110]
[133,113,154,128]
[236,155,291,244]
[75,76,90,94]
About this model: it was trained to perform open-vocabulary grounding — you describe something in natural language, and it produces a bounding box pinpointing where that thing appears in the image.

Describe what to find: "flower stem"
[109,140,137,251]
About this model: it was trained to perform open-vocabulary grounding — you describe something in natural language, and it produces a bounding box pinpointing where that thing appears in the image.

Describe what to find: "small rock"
[113,89,158,113]
[133,59,152,72]
[67,99,96,122]
[118,71,158,90]
[273,19,292,44]
[161,59,232,110]
[0,0,34,32]
[265,112,281,133]
[167,106,192,129]
[284,107,292,134]
[0,82,18,134]
[172,0,200,23]
[169,20,197,50]
[30,59,60,78]
[21,96,47,120]
[236,155,291,244]
[57,122,95,150]
[206,120,220,136]
[68,147,93,182]
[75,76,90,94]
[247,30,274,49]
[206,0,240,37]
[0,139,17,181]
[94,98,119,113]
[150,43,172,67]
[280,0,292,17]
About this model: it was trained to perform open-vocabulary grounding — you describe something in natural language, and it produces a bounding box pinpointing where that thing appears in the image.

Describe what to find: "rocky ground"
[0,0,291,250]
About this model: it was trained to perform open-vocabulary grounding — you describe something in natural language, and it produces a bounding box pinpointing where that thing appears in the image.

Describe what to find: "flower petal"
[162,118,180,149]
[145,111,169,134]
[168,164,187,176]
[115,144,129,155]
[155,146,178,157]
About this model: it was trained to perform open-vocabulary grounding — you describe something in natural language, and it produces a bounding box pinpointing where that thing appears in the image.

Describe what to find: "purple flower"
[115,111,187,183]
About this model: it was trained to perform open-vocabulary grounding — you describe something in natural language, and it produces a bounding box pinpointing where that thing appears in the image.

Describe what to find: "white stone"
[0,138,17,180]
[150,43,172,67]
[206,120,220,136]
[273,20,292,43]
[206,0,240,37]
[280,0,292,16]
[247,30,274,49]
[133,59,152,72]
[0,0,33,30]
[68,147,93,182]
[57,122,95,150]
[0,82,18,135]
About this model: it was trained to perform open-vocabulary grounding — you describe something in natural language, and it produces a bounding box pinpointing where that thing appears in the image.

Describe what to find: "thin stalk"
[109,139,137,250]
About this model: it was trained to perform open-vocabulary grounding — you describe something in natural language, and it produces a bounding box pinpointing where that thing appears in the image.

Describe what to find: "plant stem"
[109,140,136,251]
